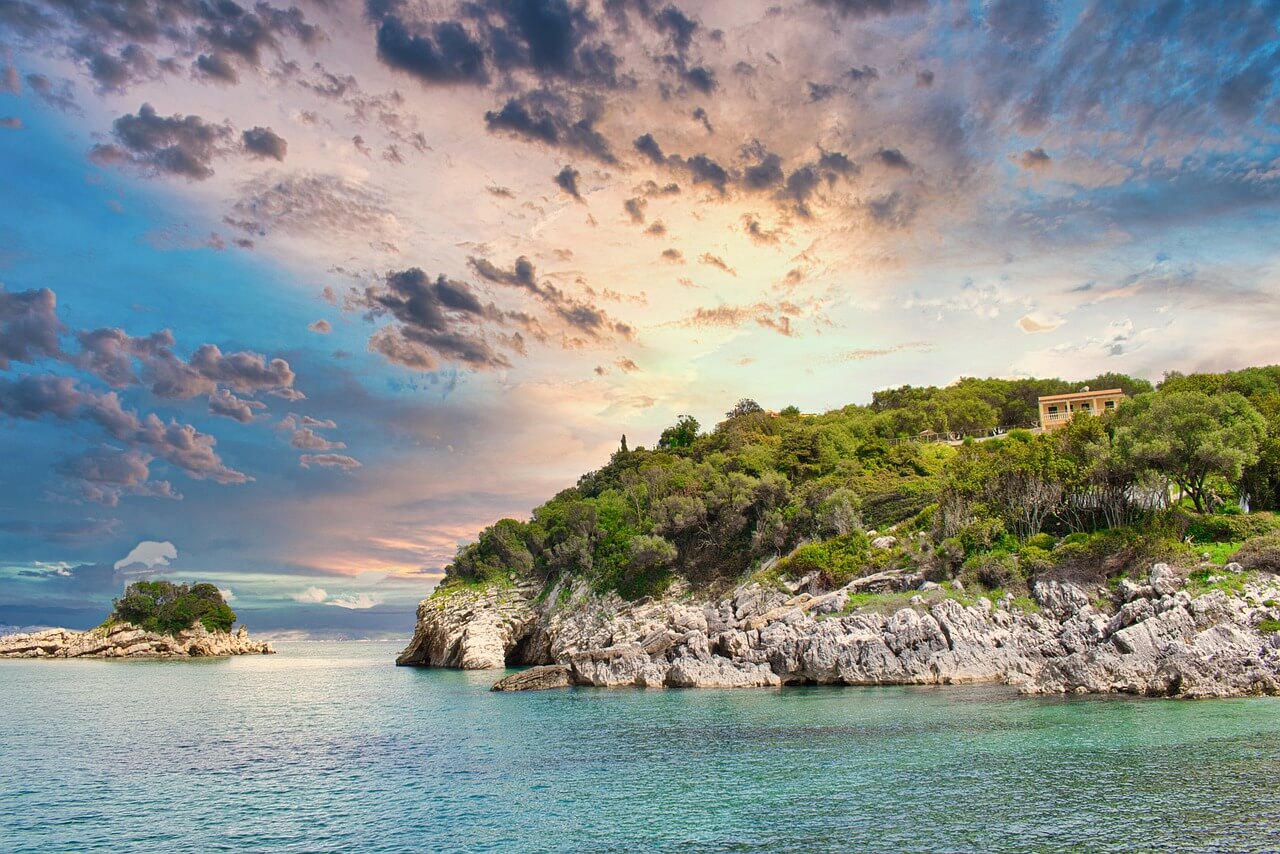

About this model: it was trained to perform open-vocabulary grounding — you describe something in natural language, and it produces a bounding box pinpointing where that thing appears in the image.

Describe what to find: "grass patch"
[1185,567,1257,598]
[1195,541,1244,566]
[1259,619,1280,634]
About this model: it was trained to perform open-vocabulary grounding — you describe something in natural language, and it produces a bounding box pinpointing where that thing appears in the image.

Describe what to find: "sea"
[1,641,1278,853]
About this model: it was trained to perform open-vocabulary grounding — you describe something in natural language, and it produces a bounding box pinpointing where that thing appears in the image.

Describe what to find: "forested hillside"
[441,366,1280,600]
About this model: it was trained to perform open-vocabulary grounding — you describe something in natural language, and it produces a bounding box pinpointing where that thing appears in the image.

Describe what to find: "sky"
[1,0,1279,636]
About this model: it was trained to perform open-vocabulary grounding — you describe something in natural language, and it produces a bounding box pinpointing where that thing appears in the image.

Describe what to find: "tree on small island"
[109,581,236,636]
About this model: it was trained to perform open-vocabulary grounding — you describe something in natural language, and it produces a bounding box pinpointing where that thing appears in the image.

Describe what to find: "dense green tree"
[110,580,236,635]
[1114,390,1266,512]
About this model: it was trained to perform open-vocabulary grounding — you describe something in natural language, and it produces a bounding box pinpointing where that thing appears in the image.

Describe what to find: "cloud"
[292,586,328,604]
[485,90,615,163]
[228,173,399,240]
[356,267,512,371]
[57,446,181,506]
[114,540,177,572]
[89,103,235,180]
[0,285,64,368]
[24,73,78,112]
[0,117,20,129]
[242,126,288,161]
[1019,147,1051,170]
[698,253,737,276]
[1017,313,1063,333]
[874,147,913,172]
[373,16,489,86]
[554,165,583,200]
[809,0,928,17]
[326,592,382,610]
[208,388,266,423]
[290,427,346,451]
[309,319,332,334]
[300,453,362,469]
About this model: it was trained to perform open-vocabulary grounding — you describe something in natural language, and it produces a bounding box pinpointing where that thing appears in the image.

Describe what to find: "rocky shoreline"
[398,564,1280,698]
[0,622,275,659]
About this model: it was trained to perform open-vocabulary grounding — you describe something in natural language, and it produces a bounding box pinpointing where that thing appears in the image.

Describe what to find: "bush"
[1184,511,1280,544]
[1024,532,1056,551]
[1229,532,1280,573]
[778,533,872,588]
[1018,545,1054,574]
[1258,619,1280,634]
[960,552,1022,591]
[110,581,236,635]
[957,516,1009,556]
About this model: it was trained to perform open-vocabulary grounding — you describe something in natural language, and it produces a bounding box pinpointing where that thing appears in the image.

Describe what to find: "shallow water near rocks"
[2,641,1278,853]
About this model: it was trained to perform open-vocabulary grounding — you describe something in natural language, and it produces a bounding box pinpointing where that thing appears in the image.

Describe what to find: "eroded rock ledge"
[0,622,274,659]
[400,565,1280,698]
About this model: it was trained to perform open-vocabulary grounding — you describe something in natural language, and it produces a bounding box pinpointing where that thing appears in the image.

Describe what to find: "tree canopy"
[110,580,236,635]
[438,365,1280,600]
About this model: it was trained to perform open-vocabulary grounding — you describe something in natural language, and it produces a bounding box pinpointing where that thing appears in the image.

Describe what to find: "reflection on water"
[2,641,1278,853]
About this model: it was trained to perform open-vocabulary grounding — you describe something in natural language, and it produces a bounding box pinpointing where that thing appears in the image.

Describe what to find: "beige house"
[1038,388,1126,430]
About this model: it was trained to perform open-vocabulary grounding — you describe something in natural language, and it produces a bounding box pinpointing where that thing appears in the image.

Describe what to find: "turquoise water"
[1,642,1278,853]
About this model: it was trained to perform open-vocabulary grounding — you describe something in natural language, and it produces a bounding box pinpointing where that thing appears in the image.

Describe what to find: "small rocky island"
[0,580,273,659]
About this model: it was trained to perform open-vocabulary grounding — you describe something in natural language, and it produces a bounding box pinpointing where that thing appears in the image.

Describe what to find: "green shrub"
[1258,619,1280,634]
[1018,545,1054,574]
[1229,532,1280,573]
[957,516,1009,556]
[778,532,872,588]
[1024,533,1056,551]
[960,552,1022,591]
[1184,511,1280,544]
[110,581,236,635]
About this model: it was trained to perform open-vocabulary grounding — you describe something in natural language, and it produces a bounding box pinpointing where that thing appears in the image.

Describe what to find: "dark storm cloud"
[807,81,838,102]
[681,65,716,94]
[742,152,784,190]
[623,196,647,223]
[554,164,583,199]
[691,106,712,133]
[0,286,65,368]
[683,153,729,193]
[808,0,928,18]
[194,51,239,84]
[916,69,934,87]
[846,65,878,83]
[242,126,288,161]
[355,267,510,372]
[5,0,322,94]
[367,0,630,91]
[89,103,234,180]
[874,147,913,171]
[469,255,539,291]
[374,16,489,85]
[654,5,698,53]
[634,132,666,165]
[484,89,615,162]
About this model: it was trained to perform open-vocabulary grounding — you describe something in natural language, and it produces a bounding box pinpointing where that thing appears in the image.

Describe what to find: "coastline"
[398,563,1280,698]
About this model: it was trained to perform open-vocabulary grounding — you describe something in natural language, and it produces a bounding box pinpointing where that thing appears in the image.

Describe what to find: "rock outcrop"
[398,565,1280,698]
[0,622,274,659]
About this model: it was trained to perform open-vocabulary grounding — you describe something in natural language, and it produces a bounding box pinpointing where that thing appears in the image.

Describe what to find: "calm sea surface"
[1,641,1278,853]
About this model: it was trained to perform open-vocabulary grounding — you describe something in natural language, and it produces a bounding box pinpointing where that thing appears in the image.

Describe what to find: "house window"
[1105,400,1116,410]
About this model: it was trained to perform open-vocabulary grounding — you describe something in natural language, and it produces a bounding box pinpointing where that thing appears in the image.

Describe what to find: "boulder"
[491,665,573,692]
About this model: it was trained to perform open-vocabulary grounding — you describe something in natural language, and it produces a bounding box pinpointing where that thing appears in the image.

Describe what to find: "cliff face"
[399,566,1280,698]
[0,622,274,659]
